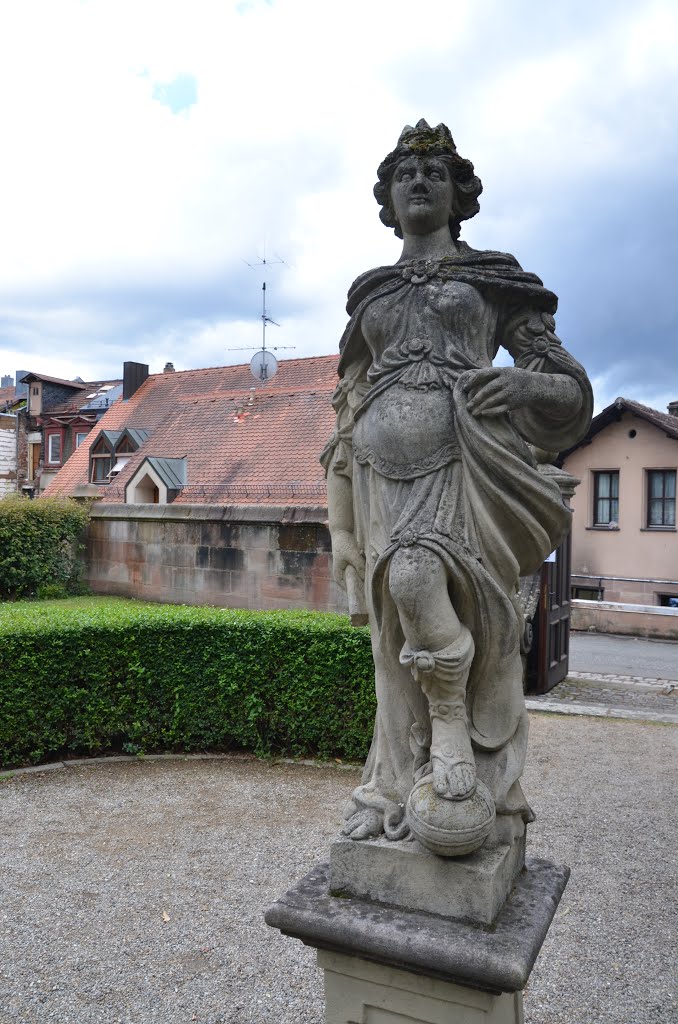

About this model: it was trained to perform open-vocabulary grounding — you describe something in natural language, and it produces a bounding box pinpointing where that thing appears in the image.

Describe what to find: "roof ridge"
[615,396,678,424]
[146,353,339,378]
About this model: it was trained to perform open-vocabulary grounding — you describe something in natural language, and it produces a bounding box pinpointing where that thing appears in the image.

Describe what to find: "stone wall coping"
[572,599,678,617]
[90,502,329,526]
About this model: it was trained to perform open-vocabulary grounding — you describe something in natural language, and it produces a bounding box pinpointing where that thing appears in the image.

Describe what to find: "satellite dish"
[250,350,278,382]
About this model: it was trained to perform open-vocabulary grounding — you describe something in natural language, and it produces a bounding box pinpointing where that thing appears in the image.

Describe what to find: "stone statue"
[322,120,592,857]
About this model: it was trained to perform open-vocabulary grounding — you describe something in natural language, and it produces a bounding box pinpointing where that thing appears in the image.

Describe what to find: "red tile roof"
[42,355,339,505]
[611,397,678,440]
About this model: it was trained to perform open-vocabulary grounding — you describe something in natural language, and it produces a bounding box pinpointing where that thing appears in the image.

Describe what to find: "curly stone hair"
[374,119,482,241]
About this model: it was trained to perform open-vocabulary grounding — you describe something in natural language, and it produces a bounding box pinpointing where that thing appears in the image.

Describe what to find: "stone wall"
[86,503,348,614]
[571,599,678,640]
[571,574,678,605]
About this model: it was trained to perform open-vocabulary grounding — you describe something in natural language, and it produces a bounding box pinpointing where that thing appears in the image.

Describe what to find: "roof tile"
[42,355,339,505]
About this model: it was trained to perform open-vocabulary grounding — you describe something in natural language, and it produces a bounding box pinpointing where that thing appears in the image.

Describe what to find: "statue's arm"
[320,374,367,590]
[465,310,593,452]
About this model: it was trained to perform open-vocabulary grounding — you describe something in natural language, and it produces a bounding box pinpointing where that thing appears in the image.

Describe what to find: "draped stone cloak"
[322,245,592,841]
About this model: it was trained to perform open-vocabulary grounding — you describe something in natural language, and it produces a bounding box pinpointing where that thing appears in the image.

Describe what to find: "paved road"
[570,630,678,680]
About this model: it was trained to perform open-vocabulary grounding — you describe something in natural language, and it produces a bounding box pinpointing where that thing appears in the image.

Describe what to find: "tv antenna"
[229,251,295,382]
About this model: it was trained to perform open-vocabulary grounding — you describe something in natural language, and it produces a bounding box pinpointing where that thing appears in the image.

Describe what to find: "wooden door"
[525,531,572,694]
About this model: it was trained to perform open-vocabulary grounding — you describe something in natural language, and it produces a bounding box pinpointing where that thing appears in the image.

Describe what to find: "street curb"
[0,752,363,781]
[525,699,678,725]
[567,672,677,693]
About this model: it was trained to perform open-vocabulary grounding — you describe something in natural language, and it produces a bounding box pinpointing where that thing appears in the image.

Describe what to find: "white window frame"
[47,433,62,465]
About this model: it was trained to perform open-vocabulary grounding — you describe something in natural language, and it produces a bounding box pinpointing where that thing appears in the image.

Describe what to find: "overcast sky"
[1,0,677,413]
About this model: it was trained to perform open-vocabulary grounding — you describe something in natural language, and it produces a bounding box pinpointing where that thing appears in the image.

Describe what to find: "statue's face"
[390,155,454,236]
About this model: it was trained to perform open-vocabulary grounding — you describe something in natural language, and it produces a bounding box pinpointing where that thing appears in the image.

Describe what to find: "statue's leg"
[389,547,476,801]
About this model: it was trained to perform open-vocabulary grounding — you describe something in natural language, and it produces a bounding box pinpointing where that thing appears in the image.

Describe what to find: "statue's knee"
[389,547,441,613]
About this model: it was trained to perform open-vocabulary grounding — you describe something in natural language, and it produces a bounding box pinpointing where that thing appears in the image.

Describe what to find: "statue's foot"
[341,808,384,841]
[429,710,476,801]
[431,754,476,800]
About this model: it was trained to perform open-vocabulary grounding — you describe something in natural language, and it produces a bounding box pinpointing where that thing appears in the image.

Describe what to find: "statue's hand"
[465,367,555,417]
[332,529,365,589]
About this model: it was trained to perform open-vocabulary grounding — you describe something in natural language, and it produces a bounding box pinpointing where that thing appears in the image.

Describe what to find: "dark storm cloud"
[382,0,678,407]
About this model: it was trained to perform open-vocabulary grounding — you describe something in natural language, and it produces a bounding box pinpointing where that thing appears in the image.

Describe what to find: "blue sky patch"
[152,74,198,115]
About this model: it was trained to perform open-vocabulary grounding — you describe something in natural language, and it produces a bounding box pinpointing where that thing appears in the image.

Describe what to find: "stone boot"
[400,626,476,801]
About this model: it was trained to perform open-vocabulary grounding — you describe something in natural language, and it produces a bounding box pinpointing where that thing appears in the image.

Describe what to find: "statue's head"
[374,120,482,240]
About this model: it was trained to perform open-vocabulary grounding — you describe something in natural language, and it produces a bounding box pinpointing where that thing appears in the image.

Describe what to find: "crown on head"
[397,119,457,156]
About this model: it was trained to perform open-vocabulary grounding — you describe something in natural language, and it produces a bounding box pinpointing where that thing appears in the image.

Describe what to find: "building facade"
[10,373,121,496]
[561,398,678,606]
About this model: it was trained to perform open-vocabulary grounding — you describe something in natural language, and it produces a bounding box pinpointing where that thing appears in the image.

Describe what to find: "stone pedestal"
[265,856,568,1024]
[321,950,524,1023]
[330,835,525,925]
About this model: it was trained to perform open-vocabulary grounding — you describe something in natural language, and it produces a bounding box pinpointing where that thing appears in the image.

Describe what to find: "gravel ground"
[1,715,677,1024]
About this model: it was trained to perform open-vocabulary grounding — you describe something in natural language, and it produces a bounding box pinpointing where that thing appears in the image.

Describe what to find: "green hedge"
[0,598,375,769]
[0,495,90,600]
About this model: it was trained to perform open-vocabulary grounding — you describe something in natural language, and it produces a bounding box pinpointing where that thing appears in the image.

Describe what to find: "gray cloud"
[1,0,676,412]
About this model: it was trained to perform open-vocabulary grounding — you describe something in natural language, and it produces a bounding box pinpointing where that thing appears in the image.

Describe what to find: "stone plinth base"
[330,835,525,925]
[321,949,524,1024]
[265,857,569,997]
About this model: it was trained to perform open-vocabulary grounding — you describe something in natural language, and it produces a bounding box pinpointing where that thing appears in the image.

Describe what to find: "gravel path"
[1,715,677,1024]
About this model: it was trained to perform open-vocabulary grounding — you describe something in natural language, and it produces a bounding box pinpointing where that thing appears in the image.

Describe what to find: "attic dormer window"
[90,436,113,483]
[116,437,137,454]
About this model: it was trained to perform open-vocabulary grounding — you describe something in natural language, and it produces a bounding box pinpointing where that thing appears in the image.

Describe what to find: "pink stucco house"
[561,398,678,607]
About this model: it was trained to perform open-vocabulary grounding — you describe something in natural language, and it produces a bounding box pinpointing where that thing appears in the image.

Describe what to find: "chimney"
[123,361,149,401]
[667,401,678,418]
[163,362,176,373]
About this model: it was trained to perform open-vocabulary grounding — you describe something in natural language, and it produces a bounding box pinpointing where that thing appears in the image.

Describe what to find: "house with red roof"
[43,356,344,612]
[44,356,337,506]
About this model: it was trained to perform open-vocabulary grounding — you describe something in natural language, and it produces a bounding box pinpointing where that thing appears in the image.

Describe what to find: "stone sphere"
[406,776,495,857]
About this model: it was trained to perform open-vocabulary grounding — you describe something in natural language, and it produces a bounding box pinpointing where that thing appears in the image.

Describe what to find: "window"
[593,471,619,526]
[647,470,676,528]
[658,593,678,608]
[75,431,89,448]
[116,436,137,454]
[572,586,604,601]
[47,433,62,465]
[89,437,113,483]
[108,456,130,478]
